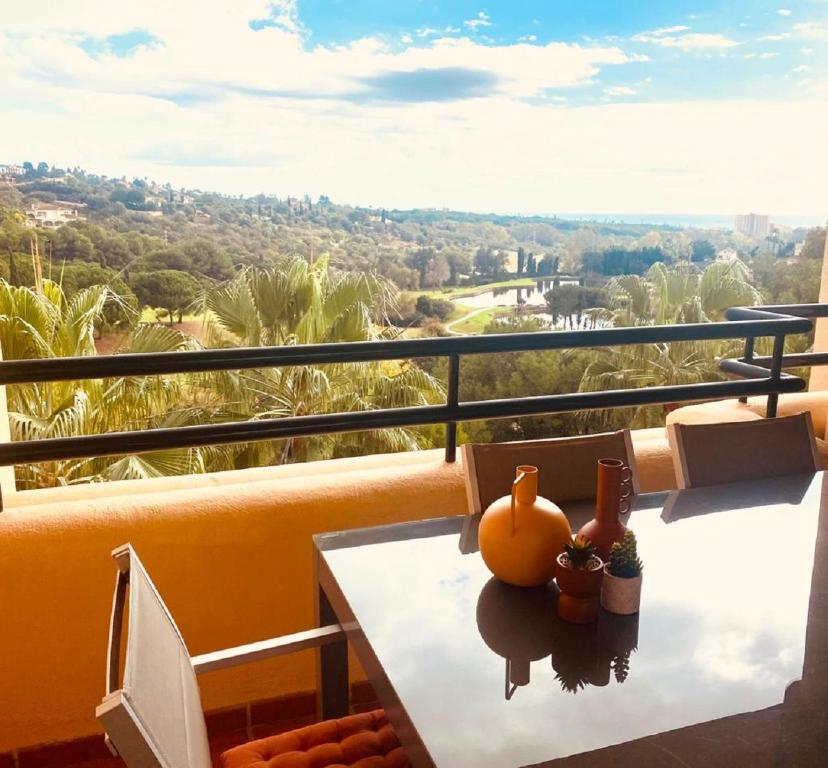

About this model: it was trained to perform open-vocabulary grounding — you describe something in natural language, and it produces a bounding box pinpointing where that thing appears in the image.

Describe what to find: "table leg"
[316,583,349,720]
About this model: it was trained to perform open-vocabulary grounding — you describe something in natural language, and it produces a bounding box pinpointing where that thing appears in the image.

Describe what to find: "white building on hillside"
[0,163,25,179]
[24,202,85,229]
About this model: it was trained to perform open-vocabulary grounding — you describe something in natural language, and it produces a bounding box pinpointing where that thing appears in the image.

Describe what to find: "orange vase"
[578,458,630,560]
[479,465,572,587]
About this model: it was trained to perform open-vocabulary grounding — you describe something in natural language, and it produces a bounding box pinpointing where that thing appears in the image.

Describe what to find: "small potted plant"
[555,535,604,624]
[600,530,643,615]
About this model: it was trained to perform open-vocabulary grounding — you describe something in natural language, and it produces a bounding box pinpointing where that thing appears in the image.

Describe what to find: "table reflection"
[476,577,639,699]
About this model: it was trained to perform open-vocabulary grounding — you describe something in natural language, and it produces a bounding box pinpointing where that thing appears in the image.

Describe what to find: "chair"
[461,430,639,515]
[667,412,820,490]
[96,544,408,768]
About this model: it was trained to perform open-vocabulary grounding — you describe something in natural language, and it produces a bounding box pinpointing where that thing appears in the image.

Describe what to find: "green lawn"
[139,308,212,325]
[449,307,513,335]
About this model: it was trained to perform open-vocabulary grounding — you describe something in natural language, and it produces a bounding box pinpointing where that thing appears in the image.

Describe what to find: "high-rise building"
[734,213,771,239]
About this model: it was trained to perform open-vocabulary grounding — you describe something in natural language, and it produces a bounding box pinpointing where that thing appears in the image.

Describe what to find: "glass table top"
[318,472,828,768]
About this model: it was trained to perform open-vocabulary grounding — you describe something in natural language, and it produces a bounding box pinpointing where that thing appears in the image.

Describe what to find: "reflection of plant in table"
[554,667,590,694]
[611,651,631,683]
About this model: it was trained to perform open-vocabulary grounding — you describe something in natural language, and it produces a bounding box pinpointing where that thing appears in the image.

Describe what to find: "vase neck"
[595,461,622,519]
[514,465,538,504]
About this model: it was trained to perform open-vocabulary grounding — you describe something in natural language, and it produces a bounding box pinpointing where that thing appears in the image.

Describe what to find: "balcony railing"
[0,304,823,490]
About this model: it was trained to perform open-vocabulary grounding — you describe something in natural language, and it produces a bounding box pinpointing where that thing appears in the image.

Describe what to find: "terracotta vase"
[578,458,631,560]
[479,465,572,587]
[555,552,604,624]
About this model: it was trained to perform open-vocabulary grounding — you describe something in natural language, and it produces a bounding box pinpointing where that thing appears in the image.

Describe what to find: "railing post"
[767,334,786,418]
[445,354,460,462]
[738,336,754,404]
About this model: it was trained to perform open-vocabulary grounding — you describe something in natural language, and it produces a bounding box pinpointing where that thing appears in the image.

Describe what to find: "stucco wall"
[808,229,828,391]
[0,437,675,753]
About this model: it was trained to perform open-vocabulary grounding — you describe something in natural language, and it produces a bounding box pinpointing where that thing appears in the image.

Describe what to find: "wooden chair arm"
[191,624,345,674]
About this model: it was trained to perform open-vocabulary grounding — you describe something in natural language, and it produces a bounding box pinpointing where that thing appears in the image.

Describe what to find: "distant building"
[24,201,85,229]
[734,213,770,239]
[0,163,25,180]
[716,247,739,262]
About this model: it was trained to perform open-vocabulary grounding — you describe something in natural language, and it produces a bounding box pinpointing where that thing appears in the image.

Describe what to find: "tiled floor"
[6,685,380,768]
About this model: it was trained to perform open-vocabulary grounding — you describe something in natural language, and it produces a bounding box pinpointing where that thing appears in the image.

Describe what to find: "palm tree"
[578,259,761,430]
[203,256,444,465]
[0,279,213,488]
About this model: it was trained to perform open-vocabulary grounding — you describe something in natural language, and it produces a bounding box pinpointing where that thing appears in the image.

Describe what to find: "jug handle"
[510,471,526,536]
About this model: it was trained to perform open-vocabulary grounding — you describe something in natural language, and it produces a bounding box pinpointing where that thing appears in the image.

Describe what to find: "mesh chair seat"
[221,709,409,768]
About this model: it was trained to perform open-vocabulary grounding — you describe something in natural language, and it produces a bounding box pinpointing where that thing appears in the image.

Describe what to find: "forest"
[0,164,824,488]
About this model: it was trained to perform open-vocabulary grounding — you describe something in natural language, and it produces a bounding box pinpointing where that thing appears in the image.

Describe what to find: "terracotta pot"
[600,565,643,615]
[555,552,604,624]
[578,458,631,560]
[555,553,604,597]
[479,465,572,587]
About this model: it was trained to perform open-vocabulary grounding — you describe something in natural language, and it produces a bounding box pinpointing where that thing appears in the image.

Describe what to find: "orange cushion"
[220,709,409,768]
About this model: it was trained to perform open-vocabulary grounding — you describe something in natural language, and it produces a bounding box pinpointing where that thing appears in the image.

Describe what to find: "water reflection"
[452,278,580,310]
[476,577,639,699]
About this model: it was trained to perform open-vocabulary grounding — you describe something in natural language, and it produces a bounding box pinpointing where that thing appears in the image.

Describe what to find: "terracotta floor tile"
[17,735,114,768]
[205,705,247,737]
[250,692,315,725]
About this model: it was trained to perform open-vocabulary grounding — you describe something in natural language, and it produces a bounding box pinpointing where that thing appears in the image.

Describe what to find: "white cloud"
[777,9,792,16]
[757,33,791,41]
[802,47,814,55]
[647,25,691,36]
[633,31,739,49]
[793,21,828,39]
[464,12,492,30]
[759,52,779,59]
[793,64,810,73]
[1,2,826,216]
[603,85,637,96]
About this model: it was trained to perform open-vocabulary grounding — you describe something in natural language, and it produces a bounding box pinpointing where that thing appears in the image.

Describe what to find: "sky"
[1,1,827,217]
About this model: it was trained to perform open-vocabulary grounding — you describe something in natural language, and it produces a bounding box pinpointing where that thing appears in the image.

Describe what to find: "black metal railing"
[0,305,822,478]
[723,304,828,411]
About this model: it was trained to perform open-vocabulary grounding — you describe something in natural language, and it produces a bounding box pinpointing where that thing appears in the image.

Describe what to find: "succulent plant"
[562,535,597,570]
[608,530,643,579]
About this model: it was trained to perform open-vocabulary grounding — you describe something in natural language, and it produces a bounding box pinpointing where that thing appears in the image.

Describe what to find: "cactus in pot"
[600,530,643,615]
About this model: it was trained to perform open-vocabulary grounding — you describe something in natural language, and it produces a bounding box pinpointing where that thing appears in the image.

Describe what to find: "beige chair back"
[96,545,211,768]
[667,412,820,490]
[461,430,639,515]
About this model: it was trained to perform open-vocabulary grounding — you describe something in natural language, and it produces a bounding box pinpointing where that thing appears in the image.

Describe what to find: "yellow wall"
[810,229,828,391]
[0,437,675,753]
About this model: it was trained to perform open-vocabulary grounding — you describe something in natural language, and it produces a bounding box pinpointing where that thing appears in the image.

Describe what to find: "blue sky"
[1,1,826,214]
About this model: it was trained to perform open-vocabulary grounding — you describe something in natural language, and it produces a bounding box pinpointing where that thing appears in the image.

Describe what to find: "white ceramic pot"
[600,564,642,615]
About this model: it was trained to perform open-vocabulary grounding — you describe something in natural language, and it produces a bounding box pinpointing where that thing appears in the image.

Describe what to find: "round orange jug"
[479,465,572,587]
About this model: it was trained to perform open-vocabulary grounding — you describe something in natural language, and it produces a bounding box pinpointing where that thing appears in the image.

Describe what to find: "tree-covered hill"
[0,163,821,333]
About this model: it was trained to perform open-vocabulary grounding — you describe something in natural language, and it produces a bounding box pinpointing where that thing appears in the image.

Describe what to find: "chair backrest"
[96,545,211,768]
[461,430,639,515]
[667,412,820,490]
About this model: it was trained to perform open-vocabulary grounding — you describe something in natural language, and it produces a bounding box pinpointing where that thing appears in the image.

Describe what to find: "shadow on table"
[661,472,817,524]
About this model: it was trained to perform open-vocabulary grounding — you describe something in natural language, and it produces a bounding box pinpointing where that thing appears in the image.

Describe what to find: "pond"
[452,279,581,310]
